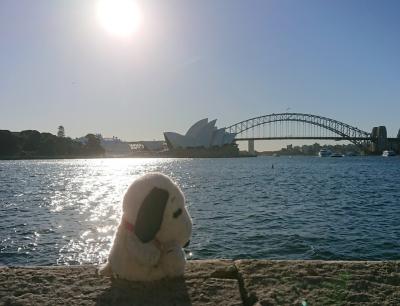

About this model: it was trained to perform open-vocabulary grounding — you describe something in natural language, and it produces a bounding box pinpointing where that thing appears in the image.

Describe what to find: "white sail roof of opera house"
[164,119,236,149]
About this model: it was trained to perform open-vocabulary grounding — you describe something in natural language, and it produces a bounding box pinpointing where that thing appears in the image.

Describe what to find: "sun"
[96,0,142,37]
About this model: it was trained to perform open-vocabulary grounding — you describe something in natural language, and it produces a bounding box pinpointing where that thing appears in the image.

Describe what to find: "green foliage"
[0,130,104,158]
[57,125,65,138]
[83,134,105,156]
[0,130,20,155]
[20,130,41,152]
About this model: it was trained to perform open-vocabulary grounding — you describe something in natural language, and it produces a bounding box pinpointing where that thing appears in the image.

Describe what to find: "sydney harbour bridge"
[224,113,399,154]
[129,113,399,154]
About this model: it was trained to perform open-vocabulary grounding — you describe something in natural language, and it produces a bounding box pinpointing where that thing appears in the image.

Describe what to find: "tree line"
[0,130,105,158]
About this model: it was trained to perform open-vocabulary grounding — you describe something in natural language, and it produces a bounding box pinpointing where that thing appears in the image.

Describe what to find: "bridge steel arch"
[225,113,371,145]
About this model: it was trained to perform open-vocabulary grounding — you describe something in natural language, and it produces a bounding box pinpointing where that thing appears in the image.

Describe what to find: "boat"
[382,150,396,157]
[318,149,331,157]
[330,152,344,157]
[346,152,359,157]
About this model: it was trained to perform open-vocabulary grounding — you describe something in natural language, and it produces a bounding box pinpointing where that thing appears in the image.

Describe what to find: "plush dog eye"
[173,208,182,218]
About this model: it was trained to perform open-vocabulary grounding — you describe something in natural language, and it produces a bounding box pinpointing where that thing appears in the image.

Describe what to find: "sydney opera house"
[163,119,239,157]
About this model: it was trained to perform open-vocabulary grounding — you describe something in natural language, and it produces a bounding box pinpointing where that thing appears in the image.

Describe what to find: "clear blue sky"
[1,0,399,149]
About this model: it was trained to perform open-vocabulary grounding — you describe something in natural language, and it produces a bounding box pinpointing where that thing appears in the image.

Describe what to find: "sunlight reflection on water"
[1,157,400,265]
[52,158,178,265]
[1,158,184,265]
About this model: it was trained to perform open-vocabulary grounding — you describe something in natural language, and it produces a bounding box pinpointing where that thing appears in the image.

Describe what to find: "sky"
[1,0,399,150]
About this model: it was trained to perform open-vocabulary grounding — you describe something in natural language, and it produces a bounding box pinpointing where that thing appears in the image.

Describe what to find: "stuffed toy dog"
[99,173,192,281]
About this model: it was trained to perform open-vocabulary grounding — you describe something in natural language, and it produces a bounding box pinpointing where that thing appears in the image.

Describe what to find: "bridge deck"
[235,136,372,141]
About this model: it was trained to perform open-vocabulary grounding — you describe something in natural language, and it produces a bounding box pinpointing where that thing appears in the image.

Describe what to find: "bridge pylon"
[370,126,400,154]
[248,139,255,155]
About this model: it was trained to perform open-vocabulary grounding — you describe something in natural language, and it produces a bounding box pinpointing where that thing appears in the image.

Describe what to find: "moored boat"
[382,150,396,157]
[346,152,359,157]
[318,149,331,157]
[330,152,344,157]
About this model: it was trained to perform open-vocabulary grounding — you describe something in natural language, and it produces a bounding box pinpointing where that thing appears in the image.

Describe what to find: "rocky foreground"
[1,260,399,305]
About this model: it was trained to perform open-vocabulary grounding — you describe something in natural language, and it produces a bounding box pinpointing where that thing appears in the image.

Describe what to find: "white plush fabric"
[99,173,192,281]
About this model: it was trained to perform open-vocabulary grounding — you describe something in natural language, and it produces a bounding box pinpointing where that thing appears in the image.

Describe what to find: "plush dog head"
[122,173,192,248]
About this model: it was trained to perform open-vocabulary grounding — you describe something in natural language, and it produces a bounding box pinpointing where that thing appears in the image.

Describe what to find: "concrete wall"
[1,260,400,305]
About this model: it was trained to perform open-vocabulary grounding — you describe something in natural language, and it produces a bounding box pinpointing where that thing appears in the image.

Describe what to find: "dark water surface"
[0,157,399,265]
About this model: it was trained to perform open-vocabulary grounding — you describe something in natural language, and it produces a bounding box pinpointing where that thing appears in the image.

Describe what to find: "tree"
[39,133,57,156]
[20,130,41,153]
[57,126,65,138]
[84,134,105,156]
[0,130,20,156]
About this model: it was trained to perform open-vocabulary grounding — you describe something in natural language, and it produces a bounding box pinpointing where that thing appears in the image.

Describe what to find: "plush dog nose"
[183,240,190,248]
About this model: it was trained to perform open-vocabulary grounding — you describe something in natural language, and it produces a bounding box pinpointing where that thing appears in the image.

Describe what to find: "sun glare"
[96,0,142,37]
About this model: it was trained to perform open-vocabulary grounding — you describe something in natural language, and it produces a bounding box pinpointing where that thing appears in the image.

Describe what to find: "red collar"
[123,218,135,232]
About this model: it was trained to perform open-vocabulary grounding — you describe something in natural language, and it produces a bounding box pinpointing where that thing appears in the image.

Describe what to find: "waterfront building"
[140,141,166,151]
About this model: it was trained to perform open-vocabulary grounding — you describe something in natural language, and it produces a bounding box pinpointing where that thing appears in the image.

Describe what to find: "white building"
[140,141,166,151]
[164,119,235,149]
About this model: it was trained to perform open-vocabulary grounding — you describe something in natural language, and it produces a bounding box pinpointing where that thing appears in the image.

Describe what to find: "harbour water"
[0,157,399,266]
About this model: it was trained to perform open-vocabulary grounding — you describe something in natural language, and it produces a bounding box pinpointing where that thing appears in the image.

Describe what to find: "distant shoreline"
[0,155,106,161]
[0,155,256,160]
[0,153,387,160]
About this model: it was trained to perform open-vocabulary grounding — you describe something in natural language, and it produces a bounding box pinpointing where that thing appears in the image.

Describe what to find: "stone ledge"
[1,260,399,305]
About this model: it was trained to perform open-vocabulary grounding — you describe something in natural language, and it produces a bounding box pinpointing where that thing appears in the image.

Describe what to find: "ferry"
[382,150,396,157]
[330,152,344,157]
[318,149,331,157]
[346,152,359,157]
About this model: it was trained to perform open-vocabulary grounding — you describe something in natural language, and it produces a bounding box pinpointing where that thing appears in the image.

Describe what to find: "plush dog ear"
[135,187,169,243]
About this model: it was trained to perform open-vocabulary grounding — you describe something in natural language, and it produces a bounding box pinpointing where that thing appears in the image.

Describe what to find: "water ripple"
[1,156,400,265]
